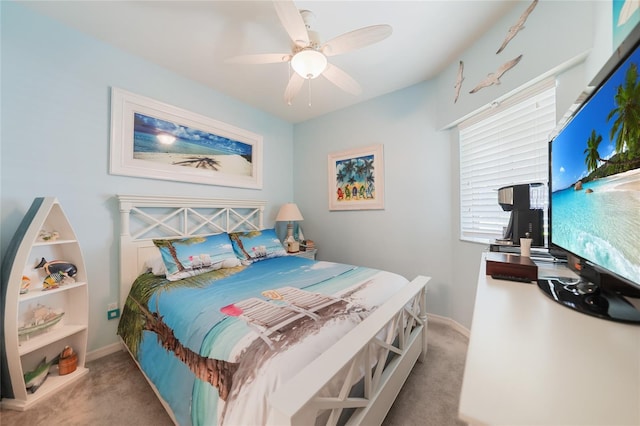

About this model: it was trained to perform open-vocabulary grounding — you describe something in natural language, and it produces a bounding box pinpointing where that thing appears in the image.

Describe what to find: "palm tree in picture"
[355,159,368,179]
[584,130,604,173]
[335,168,347,188]
[362,157,374,177]
[173,156,221,170]
[342,159,356,180]
[365,173,375,198]
[608,62,640,162]
[117,266,245,401]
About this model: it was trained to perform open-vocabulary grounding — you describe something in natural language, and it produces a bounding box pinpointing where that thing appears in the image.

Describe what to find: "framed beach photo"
[328,144,384,211]
[110,87,263,189]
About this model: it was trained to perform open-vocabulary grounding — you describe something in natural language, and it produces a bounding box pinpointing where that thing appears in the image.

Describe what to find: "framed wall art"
[109,87,263,189]
[328,144,384,211]
[613,0,640,49]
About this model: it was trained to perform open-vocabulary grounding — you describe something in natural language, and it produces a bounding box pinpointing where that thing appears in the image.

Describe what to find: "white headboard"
[117,195,266,308]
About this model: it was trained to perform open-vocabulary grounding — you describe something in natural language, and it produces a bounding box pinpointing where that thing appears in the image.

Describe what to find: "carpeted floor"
[0,319,468,426]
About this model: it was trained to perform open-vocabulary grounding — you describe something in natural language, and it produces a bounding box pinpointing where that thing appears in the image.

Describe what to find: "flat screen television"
[541,28,640,323]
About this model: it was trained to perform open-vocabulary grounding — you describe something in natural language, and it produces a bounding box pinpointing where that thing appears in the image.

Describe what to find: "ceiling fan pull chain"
[308,78,312,107]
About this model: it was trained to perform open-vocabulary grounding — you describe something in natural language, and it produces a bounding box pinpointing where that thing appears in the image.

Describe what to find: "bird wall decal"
[496,0,538,54]
[454,60,464,103]
[617,0,640,27]
[469,54,523,94]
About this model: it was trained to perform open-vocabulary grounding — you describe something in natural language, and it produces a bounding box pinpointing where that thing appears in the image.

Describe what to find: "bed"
[116,195,429,425]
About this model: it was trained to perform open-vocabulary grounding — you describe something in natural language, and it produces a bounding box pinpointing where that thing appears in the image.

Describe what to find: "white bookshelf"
[1,198,89,411]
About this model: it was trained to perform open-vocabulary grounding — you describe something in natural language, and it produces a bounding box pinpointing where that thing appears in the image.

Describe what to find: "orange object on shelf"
[58,346,77,375]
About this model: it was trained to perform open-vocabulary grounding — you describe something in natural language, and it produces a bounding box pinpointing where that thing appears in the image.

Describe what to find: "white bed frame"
[117,195,429,426]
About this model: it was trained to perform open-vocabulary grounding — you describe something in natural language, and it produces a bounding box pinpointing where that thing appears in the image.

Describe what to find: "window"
[459,80,556,244]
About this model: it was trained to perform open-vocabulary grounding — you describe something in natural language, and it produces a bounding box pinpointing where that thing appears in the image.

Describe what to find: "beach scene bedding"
[117,255,409,425]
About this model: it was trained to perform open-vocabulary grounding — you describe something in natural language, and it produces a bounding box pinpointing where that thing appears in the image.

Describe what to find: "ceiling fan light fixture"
[291,49,327,79]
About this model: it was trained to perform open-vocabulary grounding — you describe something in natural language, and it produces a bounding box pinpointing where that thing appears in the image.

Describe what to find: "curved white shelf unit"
[1,197,89,411]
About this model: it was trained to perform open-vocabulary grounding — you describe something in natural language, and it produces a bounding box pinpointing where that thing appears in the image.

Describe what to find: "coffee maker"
[496,183,544,247]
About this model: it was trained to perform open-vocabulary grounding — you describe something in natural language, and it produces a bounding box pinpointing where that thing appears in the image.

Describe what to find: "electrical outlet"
[107,302,120,320]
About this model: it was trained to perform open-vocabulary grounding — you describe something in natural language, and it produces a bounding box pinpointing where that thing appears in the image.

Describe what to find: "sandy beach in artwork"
[135,152,252,176]
[601,167,640,192]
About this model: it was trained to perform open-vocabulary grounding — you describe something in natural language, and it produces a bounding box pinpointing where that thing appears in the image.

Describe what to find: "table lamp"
[276,203,304,253]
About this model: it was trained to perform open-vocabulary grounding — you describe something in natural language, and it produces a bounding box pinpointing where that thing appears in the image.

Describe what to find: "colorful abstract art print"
[110,87,263,188]
[328,144,384,211]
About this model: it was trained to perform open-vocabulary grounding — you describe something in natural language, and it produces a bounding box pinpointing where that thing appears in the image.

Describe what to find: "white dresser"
[459,252,640,425]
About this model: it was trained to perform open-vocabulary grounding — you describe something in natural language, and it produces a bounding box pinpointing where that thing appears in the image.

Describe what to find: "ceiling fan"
[225,0,392,105]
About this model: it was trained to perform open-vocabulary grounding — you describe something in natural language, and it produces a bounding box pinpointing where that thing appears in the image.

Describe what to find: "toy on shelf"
[38,229,60,242]
[42,272,75,290]
[58,346,77,376]
[35,258,77,290]
[20,276,31,294]
[35,257,77,277]
[18,304,64,339]
[24,356,58,394]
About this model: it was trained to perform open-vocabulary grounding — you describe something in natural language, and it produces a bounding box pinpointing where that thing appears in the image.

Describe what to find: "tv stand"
[459,254,640,425]
[537,277,640,323]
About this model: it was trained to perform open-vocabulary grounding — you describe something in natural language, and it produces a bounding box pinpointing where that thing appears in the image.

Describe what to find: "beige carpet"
[0,319,468,426]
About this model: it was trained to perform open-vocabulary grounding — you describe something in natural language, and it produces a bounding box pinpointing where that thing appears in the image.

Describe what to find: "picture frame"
[109,87,263,189]
[328,144,384,211]
[613,0,640,49]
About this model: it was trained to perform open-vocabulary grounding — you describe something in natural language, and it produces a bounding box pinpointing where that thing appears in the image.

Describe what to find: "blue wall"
[1,2,294,352]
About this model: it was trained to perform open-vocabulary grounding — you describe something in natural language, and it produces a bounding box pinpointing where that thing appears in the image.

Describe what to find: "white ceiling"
[21,0,518,123]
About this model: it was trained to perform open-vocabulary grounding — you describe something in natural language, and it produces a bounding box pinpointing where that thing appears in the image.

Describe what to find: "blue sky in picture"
[134,113,252,157]
[551,45,640,192]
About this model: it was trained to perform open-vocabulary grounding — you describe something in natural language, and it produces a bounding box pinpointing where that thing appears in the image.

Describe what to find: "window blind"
[459,80,556,244]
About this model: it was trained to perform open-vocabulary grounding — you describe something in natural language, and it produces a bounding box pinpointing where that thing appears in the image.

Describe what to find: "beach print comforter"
[117,255,409,426]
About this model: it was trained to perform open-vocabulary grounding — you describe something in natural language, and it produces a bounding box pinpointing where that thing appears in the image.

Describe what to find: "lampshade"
[290,49,327,79]
[276,203,304,222]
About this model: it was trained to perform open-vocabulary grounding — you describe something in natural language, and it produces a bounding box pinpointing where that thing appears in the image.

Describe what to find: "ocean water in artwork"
[134,131,228,156]
[132,113,252,158]
[551,169,640,285]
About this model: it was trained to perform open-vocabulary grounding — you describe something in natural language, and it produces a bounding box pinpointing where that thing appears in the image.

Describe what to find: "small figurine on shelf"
[42,271,75,290]
[35,257,77,282]
[20,275,31,294]
[18,304,65,338]
[58,346,77,376]
[24,356,59,394]
[38,229,60,242]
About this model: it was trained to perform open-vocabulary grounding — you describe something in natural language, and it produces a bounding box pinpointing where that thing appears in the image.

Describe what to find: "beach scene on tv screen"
[551,46,640,285]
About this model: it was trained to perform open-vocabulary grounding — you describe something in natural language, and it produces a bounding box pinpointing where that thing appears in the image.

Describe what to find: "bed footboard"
[268,275,430,426]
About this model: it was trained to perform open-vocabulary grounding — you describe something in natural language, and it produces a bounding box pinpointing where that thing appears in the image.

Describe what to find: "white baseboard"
[86,342,124,362]
[427,313,470,338]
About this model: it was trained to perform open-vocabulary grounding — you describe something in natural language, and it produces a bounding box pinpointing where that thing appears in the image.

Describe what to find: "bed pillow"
[145,255,167,276]
[229,228,287,263]
[153,233,240,281]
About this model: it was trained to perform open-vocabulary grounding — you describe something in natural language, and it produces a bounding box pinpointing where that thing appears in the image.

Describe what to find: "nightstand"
[289,248,317,260]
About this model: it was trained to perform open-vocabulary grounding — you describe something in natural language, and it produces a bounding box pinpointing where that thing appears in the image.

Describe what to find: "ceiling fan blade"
[284,72,305,104]
[225,53,292,65]
[321,24,392,57]
[322,63,362,96]
[273,0,309,47]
